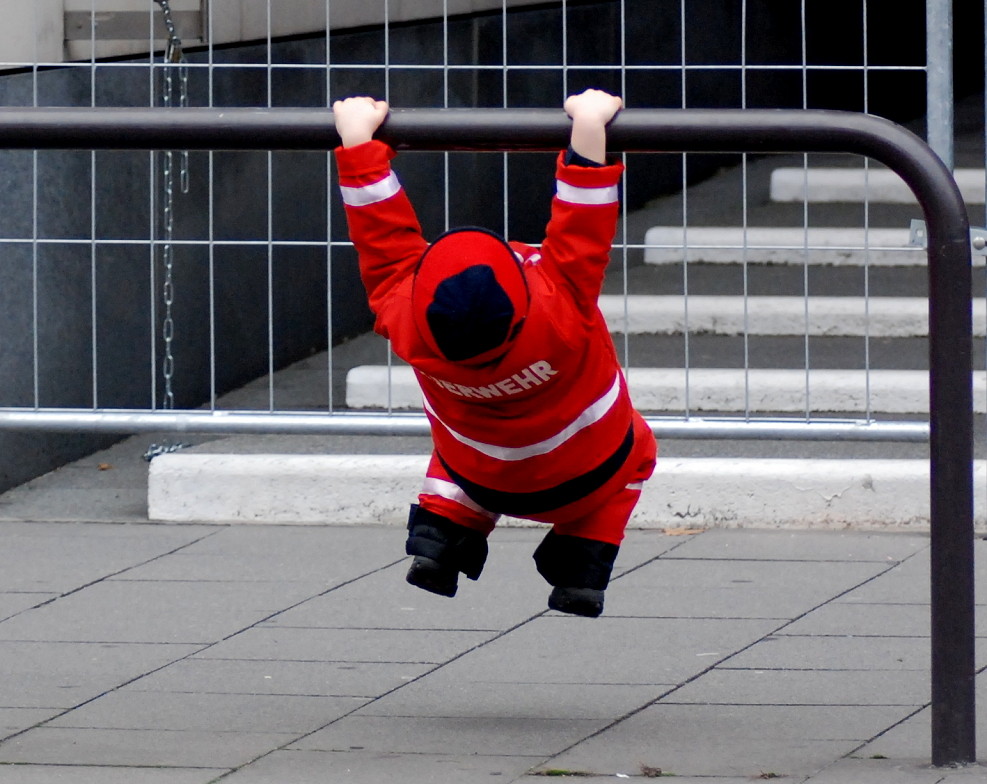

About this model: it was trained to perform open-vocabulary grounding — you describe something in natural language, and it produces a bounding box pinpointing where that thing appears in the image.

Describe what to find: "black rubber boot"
[547,586,605,618]
[533,530,618,618]
[405,556,458,597]
[405,504,489,598]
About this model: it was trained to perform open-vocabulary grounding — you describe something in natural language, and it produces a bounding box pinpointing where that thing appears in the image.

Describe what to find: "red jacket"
[336,140,654,517]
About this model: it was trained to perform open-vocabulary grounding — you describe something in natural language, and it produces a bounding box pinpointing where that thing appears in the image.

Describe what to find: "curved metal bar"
[0,106,973,765]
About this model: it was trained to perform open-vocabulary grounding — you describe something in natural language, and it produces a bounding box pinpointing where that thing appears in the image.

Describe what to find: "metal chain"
[146,0,191,461]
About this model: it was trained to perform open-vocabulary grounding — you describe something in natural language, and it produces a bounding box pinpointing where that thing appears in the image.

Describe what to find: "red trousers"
[418,414,657,546]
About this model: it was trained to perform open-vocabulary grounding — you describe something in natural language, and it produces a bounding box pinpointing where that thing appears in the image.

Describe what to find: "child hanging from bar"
[332,89,656,617]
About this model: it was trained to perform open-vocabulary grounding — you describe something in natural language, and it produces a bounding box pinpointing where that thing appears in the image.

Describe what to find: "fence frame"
[0,106,974,766]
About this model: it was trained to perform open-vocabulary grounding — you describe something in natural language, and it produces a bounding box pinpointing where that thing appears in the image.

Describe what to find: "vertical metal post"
[926,0,954,169]
[926,0,970,741]
[928,196,976,768]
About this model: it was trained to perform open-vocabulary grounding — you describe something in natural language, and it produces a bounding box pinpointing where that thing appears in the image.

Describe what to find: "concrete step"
[598,294,987,337]
[147,452,987,530]
[769,166,986,204]
[345,365,987,414]
[642,226,953,266]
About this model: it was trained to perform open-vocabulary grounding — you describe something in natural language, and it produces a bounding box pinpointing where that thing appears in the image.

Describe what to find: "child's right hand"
[333,96,389,147]
[564,89,623,164]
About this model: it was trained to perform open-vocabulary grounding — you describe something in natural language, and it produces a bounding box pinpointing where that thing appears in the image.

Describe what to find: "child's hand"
[564,89,623,126]
[564,89,623,164]
[333,96,389,147]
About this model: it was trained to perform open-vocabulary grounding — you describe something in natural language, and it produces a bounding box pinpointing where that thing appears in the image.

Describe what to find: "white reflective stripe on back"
[424,370,623,462]
[339,171,401,206]
[421,477,499,519]
[555,180,618,205]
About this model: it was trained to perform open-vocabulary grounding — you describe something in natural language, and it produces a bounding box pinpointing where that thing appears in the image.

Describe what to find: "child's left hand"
[564,89,623,126]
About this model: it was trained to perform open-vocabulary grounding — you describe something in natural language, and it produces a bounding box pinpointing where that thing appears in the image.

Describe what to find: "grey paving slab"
[0,487,149,523]
[517,777,756,784]
[292,713,606,757]
[122,657,431,699]
[0,437,205,524]
[605,557,889,619]
[0,726,296,768]
[116,524,402,584]
[0,521,217,594]
[195,625,497,665]
[669,667,929,706]
[219,748,543,784]
[356,675,670,720]
[46,690,365,735]
[260,555,547,632]
[408,614,780,686]
[542,703,914,779]
[782,600,935,637]
[805,758,979,783]
[517,776,748,784]
[612,528,691,563]
[0,765,226,784]
[726,633,932,671]
[0,640,203,710]
[937,764,987,781]
[838,545,987,605]
[0,579,327,645]
[857,681,987,761]
[669,528,931,562]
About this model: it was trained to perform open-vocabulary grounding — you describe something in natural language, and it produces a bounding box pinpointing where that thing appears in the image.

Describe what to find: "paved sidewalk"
[0,442,984,783]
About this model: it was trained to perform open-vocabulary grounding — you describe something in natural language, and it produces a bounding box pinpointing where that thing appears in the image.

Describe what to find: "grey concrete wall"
[0,0,948,492]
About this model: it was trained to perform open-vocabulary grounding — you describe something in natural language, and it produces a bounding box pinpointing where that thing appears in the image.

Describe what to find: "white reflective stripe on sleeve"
[421,477,500,520]
[423,371,623,462]
[339,171,401,206]
[626,482,643,491]
[555,180,618,205]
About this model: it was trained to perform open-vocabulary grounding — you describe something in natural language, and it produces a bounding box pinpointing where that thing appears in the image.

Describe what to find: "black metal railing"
[0,106,974,766]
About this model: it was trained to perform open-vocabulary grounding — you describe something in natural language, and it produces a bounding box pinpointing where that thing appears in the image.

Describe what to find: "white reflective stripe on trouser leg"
[421,477,500,521]
[339,171,402,206]
[555,180,618,205]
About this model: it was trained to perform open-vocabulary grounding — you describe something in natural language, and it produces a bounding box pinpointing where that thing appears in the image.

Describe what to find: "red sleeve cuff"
[334,140,396,180]
[555,150,624,186]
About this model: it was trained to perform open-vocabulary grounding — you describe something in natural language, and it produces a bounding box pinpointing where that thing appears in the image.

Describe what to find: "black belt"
[439,422,634,517]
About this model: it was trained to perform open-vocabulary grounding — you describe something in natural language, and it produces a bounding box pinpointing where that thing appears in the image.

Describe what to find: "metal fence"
[0,0,972,444]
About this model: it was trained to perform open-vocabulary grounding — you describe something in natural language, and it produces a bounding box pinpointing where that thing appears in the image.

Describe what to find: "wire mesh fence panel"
[0,0,972,440]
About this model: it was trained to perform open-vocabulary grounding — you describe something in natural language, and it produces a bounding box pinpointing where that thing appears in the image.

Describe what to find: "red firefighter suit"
[335,139,657,601]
